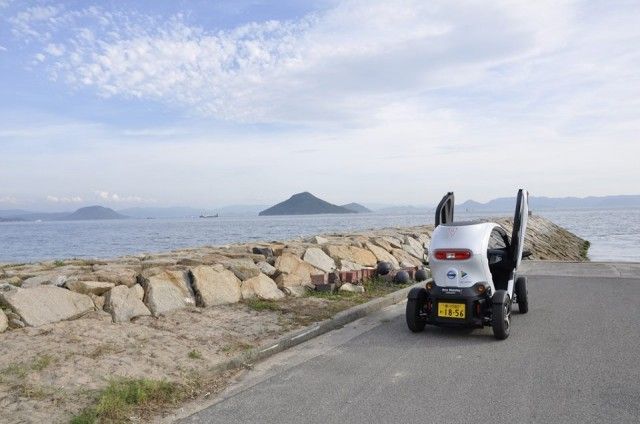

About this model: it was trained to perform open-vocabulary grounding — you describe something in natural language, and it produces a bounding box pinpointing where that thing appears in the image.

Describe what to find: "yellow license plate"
[438,302,466,319]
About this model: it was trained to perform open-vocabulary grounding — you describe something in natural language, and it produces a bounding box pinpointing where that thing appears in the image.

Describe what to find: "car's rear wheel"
[515,276,529,314]
[491,290,511,340]
[406,288,427,333]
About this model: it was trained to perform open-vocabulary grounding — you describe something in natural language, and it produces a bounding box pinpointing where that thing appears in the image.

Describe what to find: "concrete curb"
[209,281,426,375]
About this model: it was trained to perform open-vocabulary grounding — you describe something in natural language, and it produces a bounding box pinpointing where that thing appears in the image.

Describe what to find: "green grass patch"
[31,354,54,371]
[244,298,281,312]
[70,378,182,424]
[53,260,66,267]
[0,354,55,379]
[220,340,254,354]
[187,349,202,360]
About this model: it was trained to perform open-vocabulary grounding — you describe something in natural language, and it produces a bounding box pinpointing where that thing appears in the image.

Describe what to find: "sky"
[0,0,639,211]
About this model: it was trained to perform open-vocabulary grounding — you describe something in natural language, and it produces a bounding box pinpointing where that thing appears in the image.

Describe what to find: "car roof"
[440,220,486,227]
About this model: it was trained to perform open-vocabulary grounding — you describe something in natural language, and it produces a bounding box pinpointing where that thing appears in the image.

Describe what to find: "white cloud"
[0,195,19,204]
[2,1,640,204]
[46,195,83,203]
[44,43,64,56]
[94,190,152,203]
[0,45,6,52]
[8,1,581,125]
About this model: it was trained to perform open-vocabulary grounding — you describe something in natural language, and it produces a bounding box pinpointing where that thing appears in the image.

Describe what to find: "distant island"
[460,194,640,212]
[259,192,362,216]
[1,194,639,222]
[341,203,372,213]
[0,206,127,222]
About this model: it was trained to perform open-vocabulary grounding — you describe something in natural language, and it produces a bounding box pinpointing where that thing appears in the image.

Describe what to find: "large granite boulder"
[303,248,336,273]
[274,253,319,287]
[0,309,7,333]
[223,258,261,281]
[0,284,94,327]
[364,242,400,269]
[21,273,74,289]
[275,273,312,289]
[240,274,285,301]
[402,235,425,259]
[92,264,139,287]
[323,245,377,267]
[282,286,307,297]
[307,235,329,244]
[256,261,277,277]
[66,280,115,296]
[339,260,363,271]
[381,236,403,249]
[0,276,22,287]
[142,269,195,316]
[104,285,151,323]
[371,237,394,251]
[391,248,423,267]
[190,265,241,307]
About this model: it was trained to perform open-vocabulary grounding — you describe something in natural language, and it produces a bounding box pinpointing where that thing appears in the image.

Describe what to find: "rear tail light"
[433,249,472,260]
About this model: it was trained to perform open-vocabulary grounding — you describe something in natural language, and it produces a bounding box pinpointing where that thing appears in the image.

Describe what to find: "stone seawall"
[0,215,588,333]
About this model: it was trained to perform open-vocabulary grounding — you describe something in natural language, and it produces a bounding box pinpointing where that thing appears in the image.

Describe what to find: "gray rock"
[142,269,195,316]
[282,286,307,297]
[402,235,424,259]
[190,265,241,307]
[66,280,115,296]
[364,242,400,269]
[93,265,139,287]
[9,318,25,329]
[90,294,105,311]
[104,285,151,323]
[0,284,94,327]
[132,283,145,300]
[339,283,365,293]
[21,273,73,289]
[308,235,329,244]
[252,247,274,257]
[240,274,285,301]
[0,309,7,333]
[303,248,336,273]
[224,258,261,281]
[0,276,22,287]
[338,260,363,271]
[256,261,277,277]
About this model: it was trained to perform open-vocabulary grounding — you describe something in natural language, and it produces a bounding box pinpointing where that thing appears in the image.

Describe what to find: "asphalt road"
[179,262,640,424]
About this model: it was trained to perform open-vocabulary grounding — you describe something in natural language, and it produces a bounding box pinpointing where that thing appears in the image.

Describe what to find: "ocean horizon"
[1,208,638,264]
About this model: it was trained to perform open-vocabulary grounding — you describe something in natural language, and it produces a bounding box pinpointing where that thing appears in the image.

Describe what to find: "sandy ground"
[0,296,353,424]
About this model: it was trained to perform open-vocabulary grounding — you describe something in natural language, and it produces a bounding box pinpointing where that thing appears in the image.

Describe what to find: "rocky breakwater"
[0,215,588,333]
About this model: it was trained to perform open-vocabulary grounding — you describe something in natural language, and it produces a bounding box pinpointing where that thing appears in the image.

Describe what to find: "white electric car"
[406,189,530,340]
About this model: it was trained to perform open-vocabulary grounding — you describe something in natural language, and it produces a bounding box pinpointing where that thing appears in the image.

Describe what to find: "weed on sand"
[70,378,182,424]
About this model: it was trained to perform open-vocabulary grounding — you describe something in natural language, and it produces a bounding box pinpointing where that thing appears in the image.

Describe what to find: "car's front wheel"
[491,290,511,340]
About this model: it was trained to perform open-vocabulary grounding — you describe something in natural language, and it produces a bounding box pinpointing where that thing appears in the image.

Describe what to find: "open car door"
[435,192,454,227]
[510,189,529,269]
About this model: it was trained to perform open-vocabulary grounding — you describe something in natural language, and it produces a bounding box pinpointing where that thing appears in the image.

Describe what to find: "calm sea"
[0,209,638,263]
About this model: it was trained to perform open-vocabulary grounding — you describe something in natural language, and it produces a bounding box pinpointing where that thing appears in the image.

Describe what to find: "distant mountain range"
[0,206,127,221]
[1,194,638,222]
[259,192,362,216]
[340,203,372,213]
[459,195,640,211]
